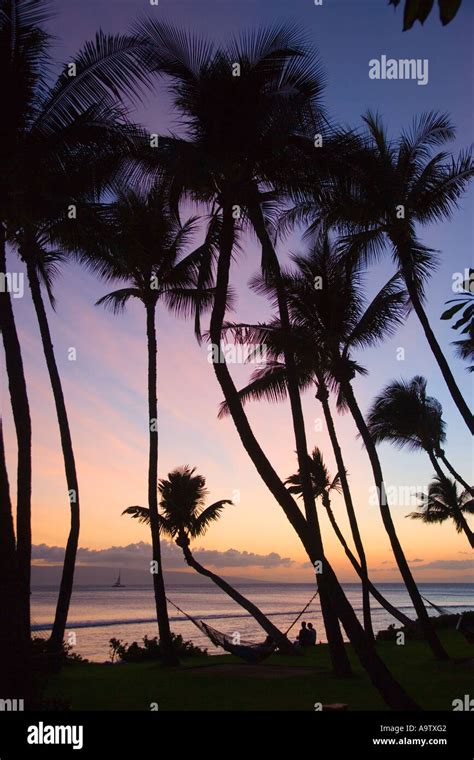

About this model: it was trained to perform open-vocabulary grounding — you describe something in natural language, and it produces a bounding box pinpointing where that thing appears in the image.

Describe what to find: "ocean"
[31,582,474,662]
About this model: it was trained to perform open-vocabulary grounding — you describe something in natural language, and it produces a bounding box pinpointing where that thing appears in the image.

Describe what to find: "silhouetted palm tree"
[18,238,82,653]
[219,318,413,631]
[286,449,415,630]
[286,447,341,504]
[285,112,474,431]
[0,420,32,702]
[134,21,427,705]
[94,187,217,665]
[367,375,474,501]
[1,0,158,646]
[441,269,474,373]
[219,319,376,636]
[407,476,474,540]
[132,22,427,703]
[251,236,447,659]
[286,449,378,633]
[123,466,293,652]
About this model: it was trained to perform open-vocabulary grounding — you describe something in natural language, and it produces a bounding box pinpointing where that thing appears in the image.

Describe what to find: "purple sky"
[2,0,473,582]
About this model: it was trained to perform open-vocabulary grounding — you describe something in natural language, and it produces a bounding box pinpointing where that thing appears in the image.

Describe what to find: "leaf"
[418,0,436,23]
[452,305,474,330]
[440,302,464,320]
[438,0,462,26]
[403,0,434,30]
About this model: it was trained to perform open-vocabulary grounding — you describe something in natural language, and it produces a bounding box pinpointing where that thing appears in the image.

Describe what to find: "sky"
[2,0,473,584]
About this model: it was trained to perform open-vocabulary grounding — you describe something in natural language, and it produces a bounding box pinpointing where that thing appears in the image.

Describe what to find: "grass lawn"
[45,631,473,711]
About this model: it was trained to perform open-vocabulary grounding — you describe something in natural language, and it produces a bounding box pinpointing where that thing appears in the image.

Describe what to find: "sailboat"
[112,571,125,588]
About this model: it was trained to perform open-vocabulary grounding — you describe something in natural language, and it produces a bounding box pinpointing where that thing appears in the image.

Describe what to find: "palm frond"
[134,17,215,82]
[411,149,474,226]
[366,375,445,452]
[192,500,233,537]
[217,362,289,419]
[398,112,455,172]
[37,31,155,134]
[345,273,409,351]
[406,475,469,533]
[122,505,151,524]
[95,287,141,314]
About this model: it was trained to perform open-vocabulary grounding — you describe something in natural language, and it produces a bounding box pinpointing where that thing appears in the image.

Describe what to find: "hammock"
[422,595,474,645]
[166,591,319,664]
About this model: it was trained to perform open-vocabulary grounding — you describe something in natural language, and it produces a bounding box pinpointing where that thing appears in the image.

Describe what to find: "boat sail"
[112,571,125,588]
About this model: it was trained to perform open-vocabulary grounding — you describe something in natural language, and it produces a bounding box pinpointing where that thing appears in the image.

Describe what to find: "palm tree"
[134,21,423,706]
[441,269,474,373]
[286,448,378,633]
[12,126,150,653]
[0,420,32,702]
[286,449,416,630]
[407,476,474,539]
[340,113,473,431]
[287,112,474,431]
[93,187,217,665]
[20,238,82,653]
[367,375,474,499]
[219,320,377,636]
[1,0,159,645]
[219,319,413,630]
[0,228,31,639]
[276,237,448,659]
[123,466,293,653]
[139,17,352,676]
[286,447,341,506]
[10,144,148,655]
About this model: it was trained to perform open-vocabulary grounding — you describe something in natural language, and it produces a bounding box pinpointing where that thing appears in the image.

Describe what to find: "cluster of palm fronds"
[1,1,472,709]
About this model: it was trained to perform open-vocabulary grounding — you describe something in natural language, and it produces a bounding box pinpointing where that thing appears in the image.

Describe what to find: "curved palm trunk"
[248,203,351,677]
[0,227,31,639]
[438,453,473,497]
[179,538,293,653]
[210,204,420,709]
[321,490,414,627]
[341,378,448,660]
[400,259,473,434]
[146,302,179,666]
[315,378,374,638]
[25,258,80,653]
[427,450,474,548]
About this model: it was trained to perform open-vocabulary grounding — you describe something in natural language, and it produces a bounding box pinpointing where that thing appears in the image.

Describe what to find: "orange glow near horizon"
[3,253,472,587]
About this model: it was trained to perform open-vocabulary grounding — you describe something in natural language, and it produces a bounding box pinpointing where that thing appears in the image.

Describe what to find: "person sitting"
[296,621,311,647]
[307,622,317,646]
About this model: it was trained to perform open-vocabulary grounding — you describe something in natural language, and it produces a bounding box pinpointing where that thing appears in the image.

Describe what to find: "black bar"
[0,711,472,758]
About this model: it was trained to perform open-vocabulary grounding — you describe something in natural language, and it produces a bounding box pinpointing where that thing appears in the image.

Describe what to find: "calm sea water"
[31,583,474,662]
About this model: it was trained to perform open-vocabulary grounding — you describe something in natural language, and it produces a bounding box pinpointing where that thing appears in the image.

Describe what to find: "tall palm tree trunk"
[320,489,413,626]
[437,453,473,496]
[400,261,473,434]
[315,377,374,638]
[341,378,448,660]
[178,537,293,653]
[0,420,33,702]
[25,257,80,653]
[146,301,178,666]
[427,450,474,548]
[0,227,31,639]
[248,203,351,677]
[209,204,420,709]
